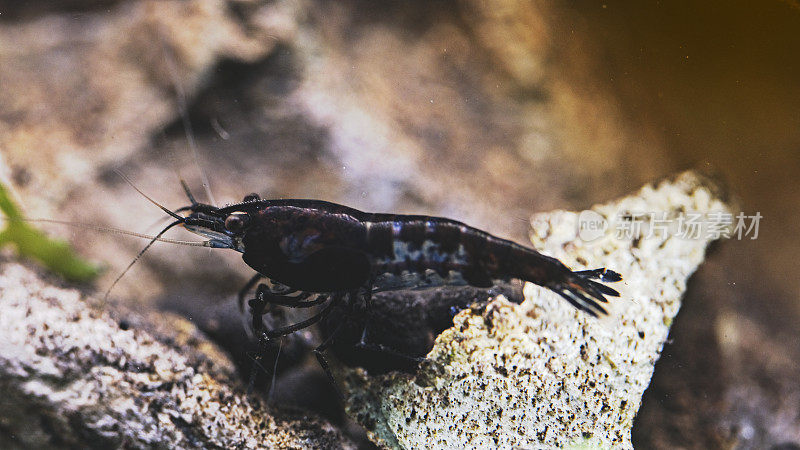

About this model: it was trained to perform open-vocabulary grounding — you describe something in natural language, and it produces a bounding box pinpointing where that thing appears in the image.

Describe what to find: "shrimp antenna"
[20,218,207,247]
[179,177,198,206]
[104,219,186,302]
[115,170,184,222]
[162,40,217,206]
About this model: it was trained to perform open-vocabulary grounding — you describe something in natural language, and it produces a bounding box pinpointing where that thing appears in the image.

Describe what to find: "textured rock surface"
[0,259,353,449]
[344,172,732,449]
[0,0,282,211]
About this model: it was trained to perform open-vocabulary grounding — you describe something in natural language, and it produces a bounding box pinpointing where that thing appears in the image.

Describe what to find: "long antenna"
[115,170,185,221]
[103,219,185,302]
[19,218,207,247]
[162,42,217,206]
[180,178,198,206]
[104,171,213,302]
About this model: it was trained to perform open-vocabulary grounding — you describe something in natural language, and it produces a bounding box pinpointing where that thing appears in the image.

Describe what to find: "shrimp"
[168,192,621,380]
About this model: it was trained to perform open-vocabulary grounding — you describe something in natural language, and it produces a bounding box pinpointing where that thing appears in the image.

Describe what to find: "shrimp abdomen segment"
[364,216,521,287]
[364,215,619,315]
[366,217,477,283]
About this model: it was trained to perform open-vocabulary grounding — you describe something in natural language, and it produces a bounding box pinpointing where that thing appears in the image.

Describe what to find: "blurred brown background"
[1,1,798,448]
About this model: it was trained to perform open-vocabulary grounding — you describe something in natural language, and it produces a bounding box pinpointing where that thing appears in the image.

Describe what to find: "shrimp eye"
[243,193,260,202]
[224,212,249,233]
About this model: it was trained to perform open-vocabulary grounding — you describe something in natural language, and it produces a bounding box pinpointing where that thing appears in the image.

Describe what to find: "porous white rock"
[345,171,732,449]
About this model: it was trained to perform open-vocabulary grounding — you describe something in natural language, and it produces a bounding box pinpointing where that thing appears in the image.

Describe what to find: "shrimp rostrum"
[170,193,621,379]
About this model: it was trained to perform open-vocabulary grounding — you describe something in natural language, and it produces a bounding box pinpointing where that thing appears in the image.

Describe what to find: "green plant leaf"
[0,182,100,282]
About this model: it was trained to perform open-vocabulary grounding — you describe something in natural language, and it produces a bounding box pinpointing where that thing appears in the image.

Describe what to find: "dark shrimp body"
[178,194,621,375]
[188,197,618,309]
